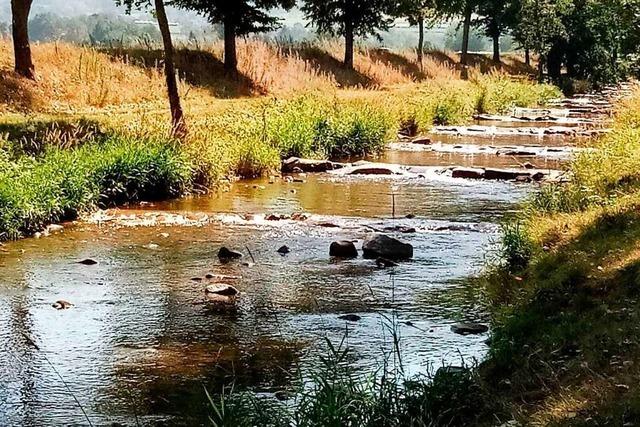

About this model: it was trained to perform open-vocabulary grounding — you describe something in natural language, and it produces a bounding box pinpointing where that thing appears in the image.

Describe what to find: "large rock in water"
[330,241,358,258]
[451,322,489,335]
[451,167,485,179]
[362,234,413,260]
[282,157,344,173]
[218,247,243,261]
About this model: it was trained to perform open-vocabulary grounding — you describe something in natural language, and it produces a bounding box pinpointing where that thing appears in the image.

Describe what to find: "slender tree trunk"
[492,32,500,63]
[11,0,35,79]
[223,17,237,73]
[154,0,186,138]
[417,17,424,70]
[525,48,530,67]
[460,3,472,66]
[538,56,544,83]
[344,19,354,70]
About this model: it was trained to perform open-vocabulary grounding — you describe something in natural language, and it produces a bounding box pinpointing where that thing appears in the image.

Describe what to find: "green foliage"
[206,338,486,426]
[0,136,190,239]
[499,222,533,271]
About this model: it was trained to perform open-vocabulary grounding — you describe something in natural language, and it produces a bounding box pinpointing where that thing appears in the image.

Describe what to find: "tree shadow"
[104,48,265,99]
[466,53,536,76]
[0,70,40,112]
[368,48,426,81]
[284,44,375,88]
[424,50,458,68]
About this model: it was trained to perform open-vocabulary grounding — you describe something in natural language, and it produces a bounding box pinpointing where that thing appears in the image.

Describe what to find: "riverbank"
[475,84,640,424]
[0,41,559,240]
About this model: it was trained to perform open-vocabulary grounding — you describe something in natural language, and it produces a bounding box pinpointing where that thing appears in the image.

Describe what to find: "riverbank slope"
[479,84,640,425]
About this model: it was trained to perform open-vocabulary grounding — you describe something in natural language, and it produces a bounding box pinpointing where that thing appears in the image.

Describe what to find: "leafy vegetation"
[477,88,640,424]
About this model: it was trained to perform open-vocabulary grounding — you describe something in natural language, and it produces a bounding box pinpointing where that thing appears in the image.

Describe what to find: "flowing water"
[0,102,613,425]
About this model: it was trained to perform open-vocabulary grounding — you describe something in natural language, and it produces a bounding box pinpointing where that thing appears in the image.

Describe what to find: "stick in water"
[245,245,256,264]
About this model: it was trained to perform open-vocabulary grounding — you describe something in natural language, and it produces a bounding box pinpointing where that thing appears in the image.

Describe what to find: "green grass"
[206,338,486,427]
[0,135,190,239]
[477,89,640,423]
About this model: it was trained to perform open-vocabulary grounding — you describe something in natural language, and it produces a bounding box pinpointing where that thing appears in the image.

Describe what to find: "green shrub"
[500,222,534,271]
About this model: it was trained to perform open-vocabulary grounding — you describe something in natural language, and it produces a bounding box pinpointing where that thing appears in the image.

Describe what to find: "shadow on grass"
[104,48,265,98]
[284,44,375,88]
[369,48,426,81]
[0,70,41,112]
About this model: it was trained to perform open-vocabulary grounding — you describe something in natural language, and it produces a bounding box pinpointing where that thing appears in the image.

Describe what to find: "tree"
[116,0,186,137]
[11,0,35,79]
[398,0,438,67]
[171,0,295,73]
[476,0,518,63]
[434,0,481,66]
[301,0,399,69]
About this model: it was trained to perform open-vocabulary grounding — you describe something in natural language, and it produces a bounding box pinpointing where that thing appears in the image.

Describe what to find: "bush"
[500,222,534,271]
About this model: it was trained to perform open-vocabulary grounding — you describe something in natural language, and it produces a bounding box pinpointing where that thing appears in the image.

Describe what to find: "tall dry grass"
[0,38,534,114]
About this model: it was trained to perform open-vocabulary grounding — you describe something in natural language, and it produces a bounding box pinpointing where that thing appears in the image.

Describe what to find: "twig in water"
[244,245,256,264]
[21,333,94,427]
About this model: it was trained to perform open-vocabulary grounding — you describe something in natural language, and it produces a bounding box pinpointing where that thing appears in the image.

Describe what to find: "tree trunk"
[223,17,237,73]
[525,48,530,67]
[537,56,544,83]
[460,3,472,66]
[344,19,354,70]
[11,0,35,79]
[492,32,500,63]
[417,17,424,70]
[154,0,186,138]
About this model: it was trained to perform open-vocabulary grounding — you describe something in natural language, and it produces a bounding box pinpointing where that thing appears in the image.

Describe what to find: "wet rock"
[46,224,64,233]
[291,212,309,221]
[412,136,432,145]
[218,247,243,261]
[274,391,289,402]
[330,241,358,258]
[277,245,291,255]
[523,162,536,169]
[451,323,489,335]
[405,214,416,219]
[191,277,203,282]
[376,257,399,268]
[531,172,545,182]
[484,168,530,181]
[348,166,400,176]
[205,284,239,296]
[266,214,290,221]
[451,167,485,180]
[318,222,340,228]
[52,300,73,310]
[496,149,537,156]
[435,366,467,376]
[282,157,344,173]
[78,258,98,266]
[362,234,413,260]
[338,314,361,322]
[383,225,416,234]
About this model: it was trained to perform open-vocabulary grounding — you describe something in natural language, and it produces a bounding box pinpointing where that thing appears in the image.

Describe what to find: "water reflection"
[0,161,532,424]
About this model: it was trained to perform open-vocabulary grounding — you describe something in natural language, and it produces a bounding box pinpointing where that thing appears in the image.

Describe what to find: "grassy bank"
[475,86,640,425]
[0,40,559,240]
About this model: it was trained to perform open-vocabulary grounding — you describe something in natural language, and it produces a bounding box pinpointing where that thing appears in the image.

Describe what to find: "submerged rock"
[376,257,399,268]
[78,258,98,266]
[362,234,413,260]
[330,241,358,258]
[451,323,489,335]
[412,136,432,145]
[338,314,362,322]
[218,247,243,261]
[205,284,239,297]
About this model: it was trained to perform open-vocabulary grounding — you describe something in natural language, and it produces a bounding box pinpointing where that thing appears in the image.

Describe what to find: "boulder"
[451,322,489,335]
[218,247,243,261]
[362,234,413,260]
[330,241,358,258]
[451,167,485,180]
[348,166,399,176]
[205,284,239,296]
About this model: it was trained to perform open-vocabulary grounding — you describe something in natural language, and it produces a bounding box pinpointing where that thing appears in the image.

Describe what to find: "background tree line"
[7,0,640,135]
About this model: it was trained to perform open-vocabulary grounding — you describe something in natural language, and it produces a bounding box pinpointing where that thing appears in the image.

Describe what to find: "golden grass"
[0,38,535,115]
